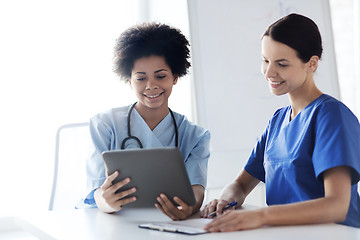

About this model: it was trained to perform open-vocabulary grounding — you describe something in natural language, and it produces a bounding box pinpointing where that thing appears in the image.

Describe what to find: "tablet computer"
[102,147,196,208]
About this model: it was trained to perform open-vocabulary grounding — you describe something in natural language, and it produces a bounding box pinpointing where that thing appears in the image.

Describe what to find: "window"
[330,0,359,117]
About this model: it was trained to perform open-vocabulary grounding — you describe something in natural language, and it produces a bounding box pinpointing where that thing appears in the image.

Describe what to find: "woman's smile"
[268,79,285,88]
[144,92,164,98]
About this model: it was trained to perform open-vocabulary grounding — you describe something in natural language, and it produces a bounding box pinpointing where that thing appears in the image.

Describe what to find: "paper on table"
[139,218,213,235]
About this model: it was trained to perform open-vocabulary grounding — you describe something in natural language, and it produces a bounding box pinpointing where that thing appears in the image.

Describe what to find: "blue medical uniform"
[82,105,210,207]
[245,94,360,228]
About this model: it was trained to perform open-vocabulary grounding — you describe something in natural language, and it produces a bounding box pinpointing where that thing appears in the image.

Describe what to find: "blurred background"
[0,0,358,214]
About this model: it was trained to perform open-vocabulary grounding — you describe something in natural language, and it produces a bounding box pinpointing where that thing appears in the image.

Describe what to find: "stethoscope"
[120,102,179,149]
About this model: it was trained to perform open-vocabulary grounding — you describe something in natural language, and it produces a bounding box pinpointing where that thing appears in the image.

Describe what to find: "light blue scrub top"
[245,94,360,228]
[82,105,210,207]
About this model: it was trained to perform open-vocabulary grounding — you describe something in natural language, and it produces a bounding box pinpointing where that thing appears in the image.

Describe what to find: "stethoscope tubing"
[120,102,178,149]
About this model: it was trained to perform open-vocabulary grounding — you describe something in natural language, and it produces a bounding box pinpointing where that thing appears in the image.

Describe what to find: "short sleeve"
[244,125,268,182]
[184,130,210,188]
[81,116,113,207]
[313,102,360,184]
[89,115,114,154]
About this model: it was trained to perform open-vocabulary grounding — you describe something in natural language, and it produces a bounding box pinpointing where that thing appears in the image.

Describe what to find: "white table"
[4,207,360,240]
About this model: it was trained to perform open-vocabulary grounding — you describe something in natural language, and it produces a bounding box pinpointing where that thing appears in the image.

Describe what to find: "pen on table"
[208,201,238,218]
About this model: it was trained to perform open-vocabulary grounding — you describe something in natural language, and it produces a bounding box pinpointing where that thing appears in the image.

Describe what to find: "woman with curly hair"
[83,23,210,220]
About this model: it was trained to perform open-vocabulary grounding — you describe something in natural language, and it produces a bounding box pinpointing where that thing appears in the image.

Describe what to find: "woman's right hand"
[94,171,137,213]
[201,170,259,218]
[200,182,244,218]
[200,199,235,218]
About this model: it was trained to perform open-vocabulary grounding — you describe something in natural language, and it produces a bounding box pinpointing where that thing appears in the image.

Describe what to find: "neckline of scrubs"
[131,107,173,133]
[288,94,327,123]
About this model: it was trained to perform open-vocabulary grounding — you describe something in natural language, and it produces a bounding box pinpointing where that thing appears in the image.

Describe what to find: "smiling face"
[129,55,178,114]
[261,36,316,97]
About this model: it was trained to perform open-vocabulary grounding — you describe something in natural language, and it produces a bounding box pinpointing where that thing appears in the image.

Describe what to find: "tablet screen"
[102,147,196,207]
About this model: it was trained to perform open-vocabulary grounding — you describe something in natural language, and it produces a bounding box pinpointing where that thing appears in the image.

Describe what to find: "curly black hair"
[113,22,191,82]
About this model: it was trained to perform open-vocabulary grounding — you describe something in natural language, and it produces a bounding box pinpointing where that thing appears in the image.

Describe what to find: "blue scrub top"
[245,94,360,228]
[81,105,210,208]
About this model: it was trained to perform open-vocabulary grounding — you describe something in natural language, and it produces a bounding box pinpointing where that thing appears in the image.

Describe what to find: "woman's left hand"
[155,194,194,220]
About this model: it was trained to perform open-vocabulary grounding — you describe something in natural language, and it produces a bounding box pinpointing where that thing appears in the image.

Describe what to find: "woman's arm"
[191,184,205,213]
[204,166,351,232]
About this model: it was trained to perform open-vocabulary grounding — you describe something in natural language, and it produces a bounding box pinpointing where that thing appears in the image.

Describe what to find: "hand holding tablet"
[102,147,196,208]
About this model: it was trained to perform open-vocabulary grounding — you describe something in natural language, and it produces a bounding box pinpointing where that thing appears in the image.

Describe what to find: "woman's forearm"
[261,166,351,226]
[261,196,349,226]
[191,185,205,214]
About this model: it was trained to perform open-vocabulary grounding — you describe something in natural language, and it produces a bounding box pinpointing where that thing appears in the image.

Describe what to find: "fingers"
[100,172,137,210]
[155,194,192,220]
[172,196,193,218]
[215,200,230,216]
[114,185,137,201]
[201,199,230,218]
[204,211,237,232]
[115,192,137,207]
[155,194,179,220]
[204,210,263,232]
[102,172,131,193]
[173,196,189,209]
[102,171,119,189]
[201,199,218,217]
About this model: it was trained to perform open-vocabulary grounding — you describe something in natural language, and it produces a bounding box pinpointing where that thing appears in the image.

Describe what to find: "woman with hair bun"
[202,13,360,231]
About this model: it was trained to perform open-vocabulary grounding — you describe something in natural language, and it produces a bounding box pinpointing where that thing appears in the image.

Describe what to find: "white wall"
[188,0,340,207]
[0,0,194,214]
[0,0,137,214]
